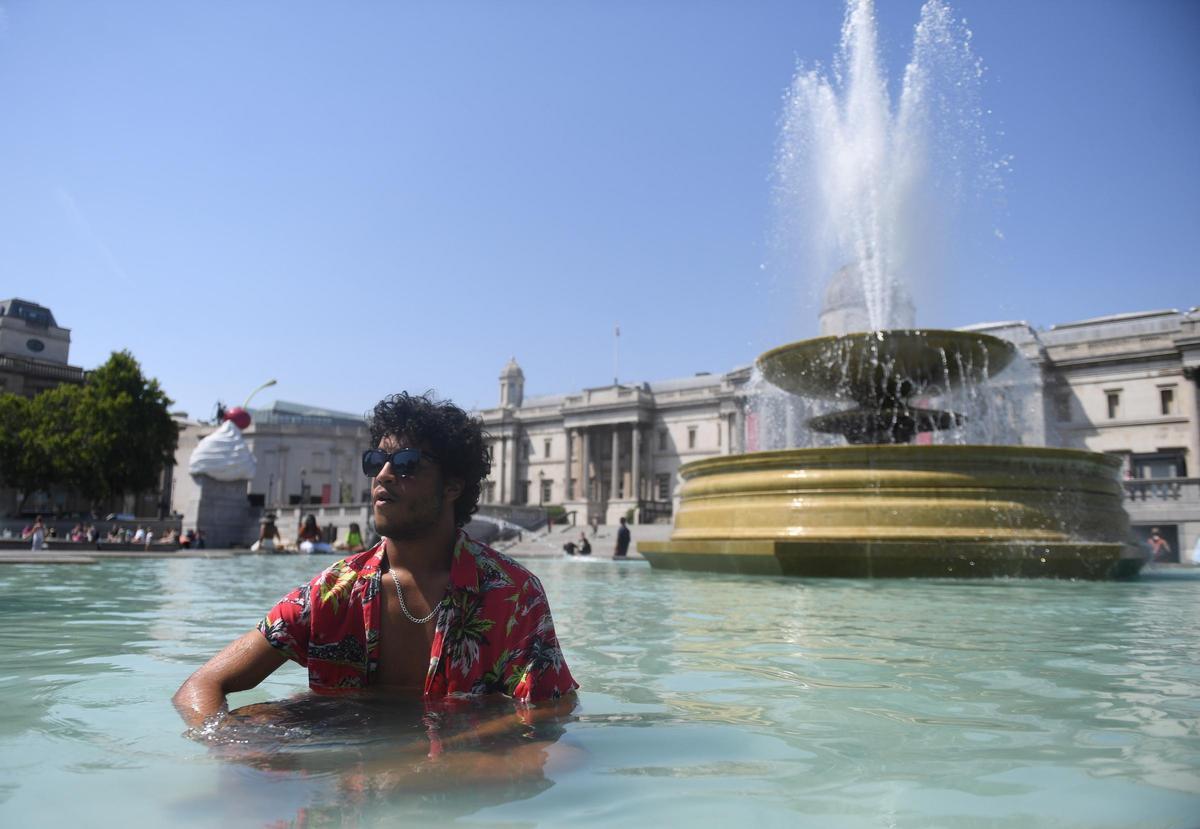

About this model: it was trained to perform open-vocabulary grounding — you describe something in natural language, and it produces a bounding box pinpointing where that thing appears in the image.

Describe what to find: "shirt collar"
[361,531,476,590]
[448,528,479,593]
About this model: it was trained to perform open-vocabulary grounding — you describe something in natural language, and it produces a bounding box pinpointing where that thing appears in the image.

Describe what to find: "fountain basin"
[640,445,1144,579]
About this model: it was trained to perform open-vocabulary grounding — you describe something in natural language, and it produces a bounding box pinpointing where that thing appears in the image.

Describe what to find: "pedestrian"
[614,516,630,558]
[23,515,46,552]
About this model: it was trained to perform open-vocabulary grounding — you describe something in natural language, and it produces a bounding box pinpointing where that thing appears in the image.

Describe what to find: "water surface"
[1,554,1198,827]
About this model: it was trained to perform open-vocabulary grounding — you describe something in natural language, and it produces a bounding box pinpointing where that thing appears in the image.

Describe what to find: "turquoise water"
[1,554,1199,828]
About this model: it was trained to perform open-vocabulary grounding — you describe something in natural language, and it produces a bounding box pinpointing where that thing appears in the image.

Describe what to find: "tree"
[0,393,48,509]
[80,351,178,506]
[0,351,177,512]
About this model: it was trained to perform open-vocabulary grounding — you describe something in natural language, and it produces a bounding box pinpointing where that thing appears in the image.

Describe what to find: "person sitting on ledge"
[297,513,333,555]
[335,521,366,553]
[252,514,282,553]
[173,391,578,729]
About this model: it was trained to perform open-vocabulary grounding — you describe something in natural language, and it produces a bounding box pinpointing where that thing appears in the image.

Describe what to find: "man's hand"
[173,630,288,729]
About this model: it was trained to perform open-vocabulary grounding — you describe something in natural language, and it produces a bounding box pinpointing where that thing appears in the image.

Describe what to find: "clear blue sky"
[2,0,1197,421]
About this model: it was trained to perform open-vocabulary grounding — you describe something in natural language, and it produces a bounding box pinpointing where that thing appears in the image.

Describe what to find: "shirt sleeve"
[508,576,579,703]
[257,582,312,666]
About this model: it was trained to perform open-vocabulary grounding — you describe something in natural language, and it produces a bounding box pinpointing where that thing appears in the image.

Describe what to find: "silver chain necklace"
[390,568,438,624]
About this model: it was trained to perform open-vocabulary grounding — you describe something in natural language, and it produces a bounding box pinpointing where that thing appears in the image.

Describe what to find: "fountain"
[640,0,1143,579]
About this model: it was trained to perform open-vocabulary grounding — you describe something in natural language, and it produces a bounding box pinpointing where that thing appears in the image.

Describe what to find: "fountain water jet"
[640,0,1141,579]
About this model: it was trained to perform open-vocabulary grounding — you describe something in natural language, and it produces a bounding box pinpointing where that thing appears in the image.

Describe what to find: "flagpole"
[613,324,620,385]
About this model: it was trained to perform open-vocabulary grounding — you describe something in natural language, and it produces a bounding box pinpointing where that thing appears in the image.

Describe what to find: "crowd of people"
[249,514,368,555]
[13,516,207,551]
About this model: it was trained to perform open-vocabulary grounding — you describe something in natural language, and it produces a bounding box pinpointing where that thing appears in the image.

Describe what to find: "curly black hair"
[367,391,492,527]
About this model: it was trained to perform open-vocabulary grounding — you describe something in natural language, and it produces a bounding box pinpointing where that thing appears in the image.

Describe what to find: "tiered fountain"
[640,328,1142,578]
[640,0,1142,579]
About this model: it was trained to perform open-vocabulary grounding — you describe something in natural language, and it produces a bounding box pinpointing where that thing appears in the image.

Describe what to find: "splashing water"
[775,0,992,332]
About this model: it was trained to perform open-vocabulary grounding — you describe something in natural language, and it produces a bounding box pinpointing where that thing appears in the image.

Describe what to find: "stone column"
[563,429,573,500]
[499,437,508,503]
[278,447,289,504]
[580,430,590,500]
[610,428,620,499]
[508,433,520,505]
[632,426,642,502]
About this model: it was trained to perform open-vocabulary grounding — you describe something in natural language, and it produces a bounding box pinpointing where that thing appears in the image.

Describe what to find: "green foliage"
[0,350,177,508]
[83,351,178,502]
[0,393,54,503]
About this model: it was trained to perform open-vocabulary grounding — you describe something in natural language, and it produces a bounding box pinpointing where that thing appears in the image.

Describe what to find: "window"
[687,426,697,449]
[1132,451,1187,479]
[567,478,576,500]
[1105,391,1120,420]
[544,438,552,458]
[483,481,496,503]
[717,422,722,447]
[540,478,553,504]
[656,474,672,500]
[658,429,668,451]
[1160,387,1176,416]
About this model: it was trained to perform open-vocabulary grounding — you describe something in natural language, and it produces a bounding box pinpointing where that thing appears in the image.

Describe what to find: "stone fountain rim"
[677,445,1124,478]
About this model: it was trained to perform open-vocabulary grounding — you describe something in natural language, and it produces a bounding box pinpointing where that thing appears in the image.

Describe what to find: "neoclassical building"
[476,308,1200,556]
[0,298,85,398]
[159,306,1198,557]
[478,359,752,525]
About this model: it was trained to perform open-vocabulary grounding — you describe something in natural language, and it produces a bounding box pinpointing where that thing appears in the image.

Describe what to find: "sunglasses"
[361,448,438,478]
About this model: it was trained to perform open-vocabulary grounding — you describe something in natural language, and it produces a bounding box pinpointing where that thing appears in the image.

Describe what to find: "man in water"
[1148,527,1172,562]
[174,392,577,728]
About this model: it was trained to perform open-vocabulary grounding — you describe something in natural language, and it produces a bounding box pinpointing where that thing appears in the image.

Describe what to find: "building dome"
[818,263,915,335]
[500,356,524,380]
[819,264,871,335]
[499,357,524,408]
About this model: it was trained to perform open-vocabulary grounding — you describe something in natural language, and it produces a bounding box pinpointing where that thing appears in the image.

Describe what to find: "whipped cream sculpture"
[188,406,256,482]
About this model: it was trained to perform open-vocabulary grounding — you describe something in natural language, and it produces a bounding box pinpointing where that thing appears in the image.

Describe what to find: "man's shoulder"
[306,543,383,585]
[460,532,544,592]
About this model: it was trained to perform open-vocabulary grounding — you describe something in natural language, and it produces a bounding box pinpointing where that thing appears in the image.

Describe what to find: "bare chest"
[374,573,445,689]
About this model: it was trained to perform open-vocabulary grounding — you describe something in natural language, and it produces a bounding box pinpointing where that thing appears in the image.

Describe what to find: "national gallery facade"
[163,307,1199,559]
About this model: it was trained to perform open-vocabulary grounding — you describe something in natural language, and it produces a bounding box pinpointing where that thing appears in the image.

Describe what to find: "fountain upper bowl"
[757,329,1017,404]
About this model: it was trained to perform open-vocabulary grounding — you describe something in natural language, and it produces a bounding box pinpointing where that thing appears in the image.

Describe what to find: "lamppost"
[243,378,278,409]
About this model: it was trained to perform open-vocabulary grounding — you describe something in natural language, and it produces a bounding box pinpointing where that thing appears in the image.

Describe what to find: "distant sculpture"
[184,405,258,547]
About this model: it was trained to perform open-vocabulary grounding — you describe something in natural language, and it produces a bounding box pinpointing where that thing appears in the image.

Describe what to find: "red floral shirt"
[258,530,577,702]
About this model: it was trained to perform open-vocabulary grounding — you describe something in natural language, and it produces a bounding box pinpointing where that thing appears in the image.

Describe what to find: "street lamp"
[242,378,278,409]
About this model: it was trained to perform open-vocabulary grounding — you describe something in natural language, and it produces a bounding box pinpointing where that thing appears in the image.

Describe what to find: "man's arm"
[173,631,288,728]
